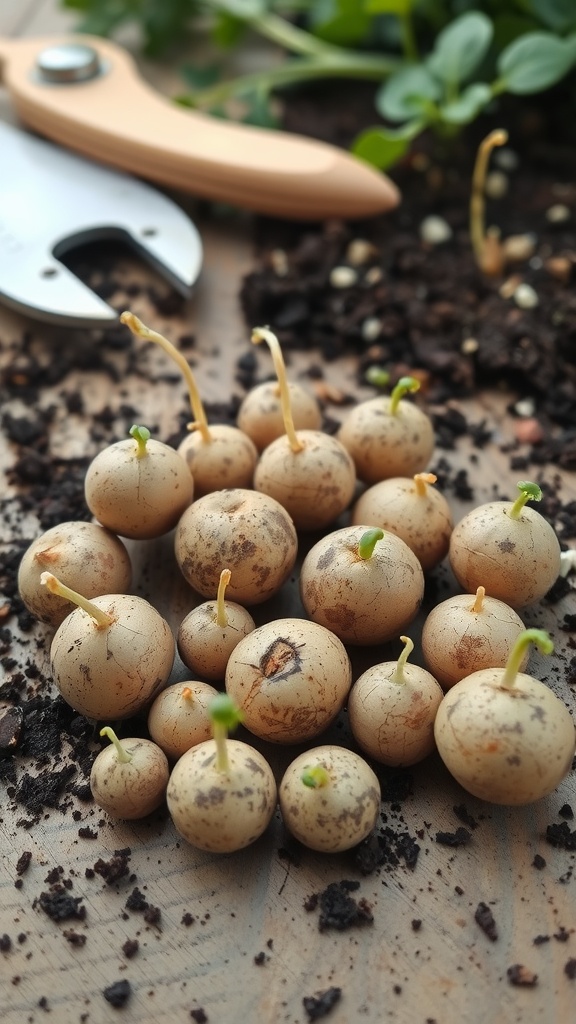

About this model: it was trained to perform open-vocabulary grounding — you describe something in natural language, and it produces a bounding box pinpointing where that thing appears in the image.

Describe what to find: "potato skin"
[18,521,132,627]
[351,476,453,570]
[90,739,169,819]
[254,430,356,532]
[299,525,424,645]
[175,489,298,606]
[422,593,526,690]
[348,662,443,766]
[449,502,561,608]
[166,739,277,852]
[50,595,175,720]
[237,381,321,452]
[178,424,258,497]
[225,618,352,744]
[148,681,219,760]
[279,745,381,853]
[85,437,194,539]
[337,397,434,484]
[434,670,576,804]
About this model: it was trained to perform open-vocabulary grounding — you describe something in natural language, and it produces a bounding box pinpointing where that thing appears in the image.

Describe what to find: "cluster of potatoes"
[17,314,576,855]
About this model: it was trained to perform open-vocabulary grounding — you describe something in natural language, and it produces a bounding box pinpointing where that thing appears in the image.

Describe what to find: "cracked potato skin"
[166,739,277,852]
[434,670,576,804]
[279,745,381,853]
[50,595,175,720]
[225,618,352,744]
[348,662,443,767]
[299,525,424,645]
[448,502,561,608]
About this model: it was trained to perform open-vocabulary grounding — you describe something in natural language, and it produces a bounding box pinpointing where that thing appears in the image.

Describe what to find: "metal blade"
[0,121,203,327]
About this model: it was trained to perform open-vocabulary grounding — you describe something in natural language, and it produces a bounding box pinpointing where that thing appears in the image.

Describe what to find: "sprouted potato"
[279,745,381,853]
[90,727,169,819]
[434,630,576,804]
[147,681,219,760]
[348,636,443,766]
[177,569,255,681]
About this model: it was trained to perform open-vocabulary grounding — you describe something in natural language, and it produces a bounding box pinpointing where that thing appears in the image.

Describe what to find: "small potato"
[85,433,194,539]
[177,600,255,681]
[50,594,175,720]
[18,521,132,627]
[166,738,277,852]
[90,737,170,819]
[237,381,322,452]
[225,617,352,744]
[421,588,526,690]
[178,424,258,497]
[299,525,424,645]
[351,474,453,570]
[279,745,381,853]
[254,429,356,532]
[348,645,443,766]
[175,489,298,606]
[147,681,219,760]
[337,395,434,484]
[449,499,561,608]
[434,668,575,804]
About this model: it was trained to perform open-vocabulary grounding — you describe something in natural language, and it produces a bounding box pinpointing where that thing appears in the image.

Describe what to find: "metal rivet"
[36,44,101,84]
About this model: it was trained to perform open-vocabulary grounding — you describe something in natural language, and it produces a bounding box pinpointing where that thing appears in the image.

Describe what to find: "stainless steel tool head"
[0,120,203,328]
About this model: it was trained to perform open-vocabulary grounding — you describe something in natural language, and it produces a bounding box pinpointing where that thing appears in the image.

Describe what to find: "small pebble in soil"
[513,283,539,309]
[419,215,452,245]
[103,979,132,1008]
[546,204,570,223]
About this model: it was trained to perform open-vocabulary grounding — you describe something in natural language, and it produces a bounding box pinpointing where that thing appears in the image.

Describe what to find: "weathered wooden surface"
[1,4,575,1024]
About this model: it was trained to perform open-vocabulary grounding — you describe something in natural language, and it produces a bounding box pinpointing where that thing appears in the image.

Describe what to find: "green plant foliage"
[61,0,576,162]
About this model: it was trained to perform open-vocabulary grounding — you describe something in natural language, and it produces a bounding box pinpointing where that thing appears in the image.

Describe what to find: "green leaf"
[530,0,576,33]
[364,0,414,14]
[426,12,494,85]
[309,0,372,45]
[497,31,576,93]
[352,121,423,169]
[179,64,221,90]
[440,82,492,124]
[375,65,441,122]
[212,12,247,48]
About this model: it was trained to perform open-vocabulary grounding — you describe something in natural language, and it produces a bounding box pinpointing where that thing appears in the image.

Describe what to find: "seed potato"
[434,668,575,804]
[337,390,434,484]
[254,429,356,531]
[237,380,322,452]
[18,521,132,627]
[299,525,424,645]
[351,473,453,570]
[279,745,381,853]
[175,488,298,605]
[348,638,444,766]
[166,738,277,852]
[50,593,175,720]
[177,600,255,681]
[421,588,527,690]
[225,617,352,743]
[85,431,194,539]
[449,490,561,608]
[90,736,170,819]
[178,423,258,497]
[147,681,219,760]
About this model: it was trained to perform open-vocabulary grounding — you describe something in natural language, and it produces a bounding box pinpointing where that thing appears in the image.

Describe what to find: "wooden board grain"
[1,5,576,1024]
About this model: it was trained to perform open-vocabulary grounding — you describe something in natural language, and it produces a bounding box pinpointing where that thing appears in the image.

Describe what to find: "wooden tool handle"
[0,34,400,220]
